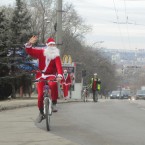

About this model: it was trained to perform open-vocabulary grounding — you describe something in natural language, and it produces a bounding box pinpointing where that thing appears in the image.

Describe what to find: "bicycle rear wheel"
[84,93,87,102]
[44,97,50,131]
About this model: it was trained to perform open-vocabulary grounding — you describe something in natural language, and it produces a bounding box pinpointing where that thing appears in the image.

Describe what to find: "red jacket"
[25,46,63,78]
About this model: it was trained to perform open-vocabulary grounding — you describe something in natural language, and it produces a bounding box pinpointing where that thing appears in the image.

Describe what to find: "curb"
[0,98,82,112]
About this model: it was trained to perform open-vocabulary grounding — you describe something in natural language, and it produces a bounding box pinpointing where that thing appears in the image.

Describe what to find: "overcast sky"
[1,0,145,50]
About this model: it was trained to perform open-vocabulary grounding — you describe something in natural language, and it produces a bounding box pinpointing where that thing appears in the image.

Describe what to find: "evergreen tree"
[0,9,9,52]
[11,0,32,46]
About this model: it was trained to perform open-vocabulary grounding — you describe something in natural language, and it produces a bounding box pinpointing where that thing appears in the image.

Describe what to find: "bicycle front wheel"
[44,97,50,131]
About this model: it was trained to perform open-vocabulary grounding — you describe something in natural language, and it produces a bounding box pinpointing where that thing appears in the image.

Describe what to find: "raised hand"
[28,35,38,45]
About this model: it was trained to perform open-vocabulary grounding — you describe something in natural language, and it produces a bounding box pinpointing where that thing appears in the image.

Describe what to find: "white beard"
[44,46,60,59]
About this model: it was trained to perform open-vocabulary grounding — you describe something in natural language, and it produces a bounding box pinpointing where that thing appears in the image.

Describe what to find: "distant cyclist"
[89,73,101,102]
[25,36,63,123]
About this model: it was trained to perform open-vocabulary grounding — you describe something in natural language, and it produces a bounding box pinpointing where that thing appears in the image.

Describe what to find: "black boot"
[36,108,44,123]
[52,101,58,112]
[39,108,44,114]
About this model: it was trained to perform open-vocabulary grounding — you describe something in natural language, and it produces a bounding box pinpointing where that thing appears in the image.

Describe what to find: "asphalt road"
[39,99,145,145]
[1,99,145,145]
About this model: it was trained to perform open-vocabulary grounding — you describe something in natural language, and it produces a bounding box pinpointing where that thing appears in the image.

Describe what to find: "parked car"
[136,90,145,100]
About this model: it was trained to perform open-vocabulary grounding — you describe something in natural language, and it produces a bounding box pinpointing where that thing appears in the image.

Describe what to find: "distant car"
[119,89,131,99]
[110,91,120,99]
[136,90,145,100]
[110,90,131,99]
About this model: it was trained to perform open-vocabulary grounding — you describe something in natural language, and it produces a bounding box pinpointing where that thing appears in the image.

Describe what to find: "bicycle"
[35,73,57,131]
[82,86,89,102]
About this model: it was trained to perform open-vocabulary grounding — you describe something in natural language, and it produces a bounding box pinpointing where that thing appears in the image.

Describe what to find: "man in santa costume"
[25,36,63,123]
[61,69,72,100]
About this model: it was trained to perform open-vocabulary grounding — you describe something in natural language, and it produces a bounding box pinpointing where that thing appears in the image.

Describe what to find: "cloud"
[68,0,145,49]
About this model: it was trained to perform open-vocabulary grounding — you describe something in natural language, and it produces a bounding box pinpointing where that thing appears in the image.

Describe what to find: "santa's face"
[64,70,67,74]
[44,44,60,59]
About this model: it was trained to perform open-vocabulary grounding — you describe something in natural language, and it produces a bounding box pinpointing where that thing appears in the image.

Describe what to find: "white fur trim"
[36,74,56,80]
[57,74,62,78]
[25,43,32,48]
[42,56,50,72]
[46,42,55,45]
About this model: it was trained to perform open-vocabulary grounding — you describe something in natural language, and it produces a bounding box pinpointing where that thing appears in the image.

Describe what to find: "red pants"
[37,80,58,109]
[62,83,70,98]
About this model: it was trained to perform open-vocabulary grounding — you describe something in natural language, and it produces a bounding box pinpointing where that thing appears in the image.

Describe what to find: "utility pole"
[56,0,63,99]
[56,0,63,53]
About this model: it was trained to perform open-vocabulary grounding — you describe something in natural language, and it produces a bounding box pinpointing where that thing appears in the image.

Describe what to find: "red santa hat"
[46,38,56,45]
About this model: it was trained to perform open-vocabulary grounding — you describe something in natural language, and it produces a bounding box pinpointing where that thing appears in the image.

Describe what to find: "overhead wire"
[113,0,126,49]
[123,0,132,50]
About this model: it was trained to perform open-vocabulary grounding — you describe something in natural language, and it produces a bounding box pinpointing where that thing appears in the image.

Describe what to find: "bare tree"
[26,0,56,43]
[62,3,91,39]
[25,1,91,44]
[61,32,118,93]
